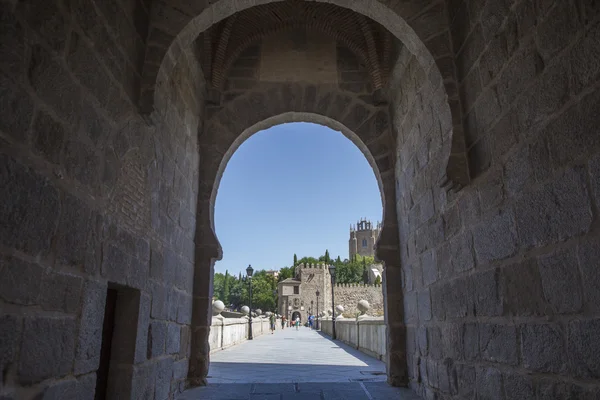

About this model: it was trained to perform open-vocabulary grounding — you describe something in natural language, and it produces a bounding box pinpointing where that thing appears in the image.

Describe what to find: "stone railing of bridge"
[319,316,386,361]
[209,315,276,353]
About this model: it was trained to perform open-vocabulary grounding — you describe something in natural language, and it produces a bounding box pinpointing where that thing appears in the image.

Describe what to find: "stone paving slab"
[206,328,386,383]
[179,327,421,399]
[179,382,421,399]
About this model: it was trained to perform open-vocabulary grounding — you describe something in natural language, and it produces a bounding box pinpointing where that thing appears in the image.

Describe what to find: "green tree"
[362,258,368,284]
[293,253,298,266]
[298,256,319,265]
[278,266,294,281]
[213,272,225,300]
[325,249,330,263]
[374,276,382,285]
[223,270,230,304]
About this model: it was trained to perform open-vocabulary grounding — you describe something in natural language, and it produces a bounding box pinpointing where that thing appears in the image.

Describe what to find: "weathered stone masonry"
[0,0,599,399]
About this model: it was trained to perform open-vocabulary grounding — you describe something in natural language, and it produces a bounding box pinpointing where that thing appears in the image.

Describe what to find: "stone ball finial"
[265,311,272,317]
[255,309,262,316]
[335,305,344,315]
[357,300,370,315]
[327,309,332,316]
[241,306,250,315]
[212,300,225,316]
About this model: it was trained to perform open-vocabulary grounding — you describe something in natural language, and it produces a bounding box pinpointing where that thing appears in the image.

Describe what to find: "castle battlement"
[335,282,382,288]
[296,262,329,271]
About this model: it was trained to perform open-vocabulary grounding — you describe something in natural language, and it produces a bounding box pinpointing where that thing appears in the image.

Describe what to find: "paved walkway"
[179,327,421,399]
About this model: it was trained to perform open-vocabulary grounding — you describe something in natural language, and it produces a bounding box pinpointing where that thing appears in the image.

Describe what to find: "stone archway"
[189,85,403,385]
[142,0,468,390]
[143,0,469,190]
[291,311,302,323]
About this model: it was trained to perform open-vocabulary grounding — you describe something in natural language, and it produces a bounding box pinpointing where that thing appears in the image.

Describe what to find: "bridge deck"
[179,326,421,399]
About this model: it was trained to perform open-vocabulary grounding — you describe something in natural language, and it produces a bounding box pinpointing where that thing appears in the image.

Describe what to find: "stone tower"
[349,219,381,259]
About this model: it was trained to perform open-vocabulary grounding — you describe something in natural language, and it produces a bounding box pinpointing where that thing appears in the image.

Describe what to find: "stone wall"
[320,317,386,361]
[334,284,384,316]
[0,1,202,399]
[209,316,274,353]
[396,1,600,398]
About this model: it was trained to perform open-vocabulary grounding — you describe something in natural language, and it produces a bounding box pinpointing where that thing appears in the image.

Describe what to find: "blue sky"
[213,123,383,276]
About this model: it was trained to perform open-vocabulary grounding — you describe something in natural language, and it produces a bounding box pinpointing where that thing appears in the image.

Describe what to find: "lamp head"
[328,264,336,277]
[316,290,320,297]
[246,264,254,277]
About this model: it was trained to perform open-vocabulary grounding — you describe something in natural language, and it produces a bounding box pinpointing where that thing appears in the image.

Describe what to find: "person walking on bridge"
[269,313,276,334]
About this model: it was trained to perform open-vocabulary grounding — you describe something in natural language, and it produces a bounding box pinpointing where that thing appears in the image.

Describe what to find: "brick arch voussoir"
[201,86,390,225]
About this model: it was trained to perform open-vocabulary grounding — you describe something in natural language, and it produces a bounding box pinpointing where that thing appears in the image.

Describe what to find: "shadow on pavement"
[178,381,422,399]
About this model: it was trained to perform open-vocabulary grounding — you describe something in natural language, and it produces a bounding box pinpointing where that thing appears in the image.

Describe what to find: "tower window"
[362,239,367,247]
[294,286,299,294]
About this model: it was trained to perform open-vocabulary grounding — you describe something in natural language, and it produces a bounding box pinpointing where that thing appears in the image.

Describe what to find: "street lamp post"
[311,300,314,329]
[328,264,336,340]
[273,289,278,330]
[316,290,320,330]
[246,264,254,340]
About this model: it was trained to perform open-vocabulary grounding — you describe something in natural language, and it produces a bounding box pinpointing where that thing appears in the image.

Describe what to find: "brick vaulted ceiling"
[198,2,395,91]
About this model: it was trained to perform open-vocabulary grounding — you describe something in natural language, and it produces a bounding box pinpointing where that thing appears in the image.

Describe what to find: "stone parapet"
[319,316,386,361]
[209,316,276,353]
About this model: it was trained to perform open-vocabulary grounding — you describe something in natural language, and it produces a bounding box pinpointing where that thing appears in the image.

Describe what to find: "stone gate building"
[277,263,384,322]
[1,0,599,399]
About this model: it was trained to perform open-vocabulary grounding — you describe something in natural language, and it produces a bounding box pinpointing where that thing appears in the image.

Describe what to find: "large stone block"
[578,236,600,312]
[568,319,600,379]
[0,75,34,143]
[449,232,474,273]
[0,153,60,257]
[0,314,21,387]
[18,0,68,53]
[546,90,600,169]
[456,363,476,398]
[417,290,432,322]
[101,243,130,285]
[570,20,600,95]
[130,362,156,400]
[75,280,107,375]
[166,323,181,355]
[536,0,580,61]
[63,138,101,192]
[472,268,502,316]
[514,166,592,248]
[503,372,535,400]
[148,321,166,359]
[479,323,517,365]
[29,44,82,125]
[42,373,96,400]
[67,31,111,107]
[134,293,151,364]
[537,247,582,314]
[19,316,76,384]
[151,282,168,320]
[154,357,174,400]
[55,193,93,268]
[473,208,517,264]
[445,276,473,318]
[0,255,43,305]
[475,366,502,400]
[39,270,83,314]
[462,323,479,361]
[500,259,549,316]
[0,4,28,79]
[421,250,437,286]
[520,323,567,374]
